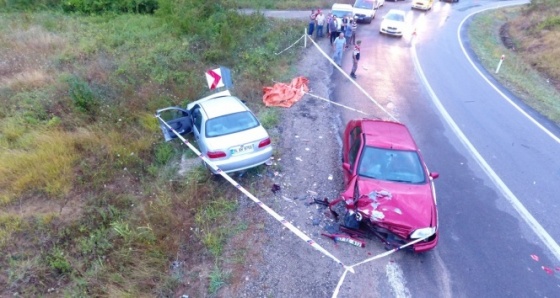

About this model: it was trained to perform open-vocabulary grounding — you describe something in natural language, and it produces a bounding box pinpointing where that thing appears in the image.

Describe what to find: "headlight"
[410,227,436,239]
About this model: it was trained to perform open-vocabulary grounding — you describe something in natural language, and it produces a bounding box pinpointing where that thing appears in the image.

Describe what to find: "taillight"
[207,151,226,159]
[258,138,271,148]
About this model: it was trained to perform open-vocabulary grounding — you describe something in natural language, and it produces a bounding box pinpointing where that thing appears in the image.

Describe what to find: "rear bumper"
[354,14,373,23]
[210,146,273,173]
[412,4,431,10]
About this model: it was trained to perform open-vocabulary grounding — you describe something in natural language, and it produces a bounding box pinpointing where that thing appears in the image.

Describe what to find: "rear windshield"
[355,0,375,9]
[205,111,259,137]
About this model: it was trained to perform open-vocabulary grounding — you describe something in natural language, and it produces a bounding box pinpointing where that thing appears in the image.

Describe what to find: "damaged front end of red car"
[329,175,438,252]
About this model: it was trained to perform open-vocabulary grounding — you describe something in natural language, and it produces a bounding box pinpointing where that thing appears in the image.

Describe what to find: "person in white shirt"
[316,10,325,38]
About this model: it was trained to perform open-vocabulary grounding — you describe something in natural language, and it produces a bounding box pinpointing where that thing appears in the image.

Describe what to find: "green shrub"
[66,76,99,114]
[537,16,560,31]
[45,246,72,275]
[0,0,60,11]
[62,0,158,14]
[154,142,175,165]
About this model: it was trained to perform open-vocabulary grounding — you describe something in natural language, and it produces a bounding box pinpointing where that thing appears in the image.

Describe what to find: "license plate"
[230,143,254,156]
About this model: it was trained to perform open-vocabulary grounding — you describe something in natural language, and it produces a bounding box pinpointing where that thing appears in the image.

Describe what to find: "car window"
[358,146,426,183]
[349,126,362,147]
[348,135,362,168]
[387,13,404,22]
[192,106,202,132]
[159,109,187,122]
[332,10,353,18]
[354,0,374,9]
[205,111,259,138]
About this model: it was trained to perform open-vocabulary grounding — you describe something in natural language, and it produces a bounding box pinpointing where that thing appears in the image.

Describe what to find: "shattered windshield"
[358,146,426,183]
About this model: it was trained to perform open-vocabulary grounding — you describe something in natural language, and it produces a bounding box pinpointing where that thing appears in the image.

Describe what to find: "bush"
[66,76,100,114]
[62,0,158,14]
[0,0,60,11]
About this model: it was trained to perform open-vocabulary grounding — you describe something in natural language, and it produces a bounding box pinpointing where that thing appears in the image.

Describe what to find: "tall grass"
[0,1,303,295]
[468,7,560,124]
[0,130,81,204]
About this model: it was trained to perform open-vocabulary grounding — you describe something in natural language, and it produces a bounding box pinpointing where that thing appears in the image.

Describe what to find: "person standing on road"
[329,16,338,45]
[333,32,346,66]
[308,10,317,36]
[326,13,333,38]
[350,40,361,78]
[342,15,349,33]
[344,20,353,48]
[316,10,325,38]
[350,19,358,45]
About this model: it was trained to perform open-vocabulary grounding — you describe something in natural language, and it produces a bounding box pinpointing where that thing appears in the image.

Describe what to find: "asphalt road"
[329,0,560,296]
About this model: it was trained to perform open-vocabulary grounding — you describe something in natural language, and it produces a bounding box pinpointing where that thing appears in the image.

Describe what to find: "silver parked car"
[156,90,273,173]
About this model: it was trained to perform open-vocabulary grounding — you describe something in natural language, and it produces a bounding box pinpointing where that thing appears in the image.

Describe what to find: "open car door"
[156,107,192,141]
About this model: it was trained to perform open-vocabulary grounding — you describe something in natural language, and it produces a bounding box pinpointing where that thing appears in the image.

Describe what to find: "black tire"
[343,212,360,229]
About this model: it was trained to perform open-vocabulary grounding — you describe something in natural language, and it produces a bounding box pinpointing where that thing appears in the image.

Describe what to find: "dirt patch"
[214,35,364,297]
[499,23,515,51]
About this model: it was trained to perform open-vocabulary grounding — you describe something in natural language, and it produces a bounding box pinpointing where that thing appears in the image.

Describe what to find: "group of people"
[308,10,362,79]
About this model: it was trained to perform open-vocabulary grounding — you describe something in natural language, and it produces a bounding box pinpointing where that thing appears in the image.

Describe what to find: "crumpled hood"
[354,178,436,234]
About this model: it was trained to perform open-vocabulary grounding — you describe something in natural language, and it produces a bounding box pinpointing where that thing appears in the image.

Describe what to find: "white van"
[411,0,434,11]
[331,3,354,20]
[353,0,378,24]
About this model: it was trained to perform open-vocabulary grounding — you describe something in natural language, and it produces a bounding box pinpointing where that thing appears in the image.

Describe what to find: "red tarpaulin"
[262,76,309,108]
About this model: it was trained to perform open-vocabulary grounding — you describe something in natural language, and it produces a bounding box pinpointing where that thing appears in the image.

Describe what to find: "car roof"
[332,3,353,10]
[187,90,249,119]
[199,95,247,119]
[361,119,418,151]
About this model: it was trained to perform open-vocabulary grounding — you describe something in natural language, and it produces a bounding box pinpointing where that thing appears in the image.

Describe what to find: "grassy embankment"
[231,0,346,9]
[0,0,304,296]
[468,0,560,124]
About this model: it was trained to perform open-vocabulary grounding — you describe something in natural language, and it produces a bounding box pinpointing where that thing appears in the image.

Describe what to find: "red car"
[333,119,439,252]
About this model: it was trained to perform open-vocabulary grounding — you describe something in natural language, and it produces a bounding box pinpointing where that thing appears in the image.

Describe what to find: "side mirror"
[343,163,352,173]
[430,172,439,179]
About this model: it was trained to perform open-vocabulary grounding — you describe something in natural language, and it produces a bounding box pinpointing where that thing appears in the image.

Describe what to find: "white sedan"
[156,90,273,173]
[379,9,406,37]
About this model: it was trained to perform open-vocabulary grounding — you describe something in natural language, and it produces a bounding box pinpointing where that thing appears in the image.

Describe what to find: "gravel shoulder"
[218,34,390,297]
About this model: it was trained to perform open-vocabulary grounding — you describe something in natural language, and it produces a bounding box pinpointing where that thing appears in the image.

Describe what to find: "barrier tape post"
[155,115,354,273]
[495,54,505,74]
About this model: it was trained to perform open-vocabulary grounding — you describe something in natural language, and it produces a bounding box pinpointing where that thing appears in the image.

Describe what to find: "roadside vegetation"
[0,0,301,296]
[468,0,560,124]
[1,0,559,296]
[231,0,341,10]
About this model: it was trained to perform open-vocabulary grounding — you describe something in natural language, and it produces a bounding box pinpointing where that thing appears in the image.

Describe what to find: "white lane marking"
[386,262,412,298]
[410,3,560,262]
[459,1,560,144]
